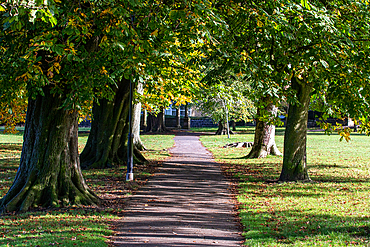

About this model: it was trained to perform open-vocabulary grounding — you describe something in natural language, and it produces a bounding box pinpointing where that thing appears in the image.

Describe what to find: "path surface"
[112,132,243,246]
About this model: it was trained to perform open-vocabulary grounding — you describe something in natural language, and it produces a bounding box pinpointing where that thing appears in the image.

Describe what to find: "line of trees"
[1,0,370,213]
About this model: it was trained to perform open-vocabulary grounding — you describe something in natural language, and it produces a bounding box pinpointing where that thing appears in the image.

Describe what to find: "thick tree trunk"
[0,87,99,213]
[80,79,146,169]
[146,107,167,132]
[132,83,146,151]
[279,77,313,181]
[215,120,234,135]
[246,99,282,158]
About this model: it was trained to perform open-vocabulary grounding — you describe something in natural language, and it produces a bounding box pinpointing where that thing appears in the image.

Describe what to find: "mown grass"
[191,125,256,134]
[0,131,174,247]
[200,130,370,246]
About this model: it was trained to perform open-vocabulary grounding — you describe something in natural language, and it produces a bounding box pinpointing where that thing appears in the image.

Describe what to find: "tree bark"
[279,77,313,181]
[80,79,146,169]
[0,87,99,213]
[176,107,181,129]
[215,120,234,135]
[231,120,236,131]
[132,82,146,151]
[246,98,282,158]
[146,107,168,132]
[141,109,148,132]
[183,103,191,129]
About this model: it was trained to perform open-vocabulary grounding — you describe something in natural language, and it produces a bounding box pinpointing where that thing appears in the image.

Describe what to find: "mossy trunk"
[246,99,282,158]
[279,77,313,181]
[80,79,146,169]
[0,87,99,213]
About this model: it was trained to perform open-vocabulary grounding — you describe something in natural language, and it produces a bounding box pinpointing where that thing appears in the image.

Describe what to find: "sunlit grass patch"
[0,210,115,246]
[200,129,370,246]
[140,134,175,162]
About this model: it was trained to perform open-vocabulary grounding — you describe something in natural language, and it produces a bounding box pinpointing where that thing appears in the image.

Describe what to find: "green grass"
[200,129,370,246]
[191,125,256,134]
[140,133,175,161]
[0,131,175,247]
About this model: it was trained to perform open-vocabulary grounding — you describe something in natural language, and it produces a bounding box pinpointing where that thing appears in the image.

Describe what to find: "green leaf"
[301,0,311,10]
[320,59,329,69]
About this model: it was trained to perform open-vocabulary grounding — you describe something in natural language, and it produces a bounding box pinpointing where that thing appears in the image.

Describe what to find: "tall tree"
[0,0,126,212]
[239,0,370,181]
[197,75,255,135]
[0,0,224,211]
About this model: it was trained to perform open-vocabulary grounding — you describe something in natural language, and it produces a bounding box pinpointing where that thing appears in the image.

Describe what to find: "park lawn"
[0,131,174,247]
[200,130,370,246]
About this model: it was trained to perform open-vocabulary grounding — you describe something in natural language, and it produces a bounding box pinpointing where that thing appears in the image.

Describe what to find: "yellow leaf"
[151,29,158,36]
[257,19,263,27]
[101,35,107,44]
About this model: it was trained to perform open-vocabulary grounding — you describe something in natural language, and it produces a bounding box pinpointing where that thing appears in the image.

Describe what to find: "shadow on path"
[112,132,243,246]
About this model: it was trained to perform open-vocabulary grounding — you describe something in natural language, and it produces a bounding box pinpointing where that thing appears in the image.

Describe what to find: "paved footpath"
[112,132,243,246]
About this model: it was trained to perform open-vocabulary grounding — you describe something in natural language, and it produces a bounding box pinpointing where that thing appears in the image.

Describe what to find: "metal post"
[226,104,230,139]
[126,14,135,181]
[126,78,134,181]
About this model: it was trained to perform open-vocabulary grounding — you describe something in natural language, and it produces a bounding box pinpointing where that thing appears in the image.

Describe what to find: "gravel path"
[112,132,243,246]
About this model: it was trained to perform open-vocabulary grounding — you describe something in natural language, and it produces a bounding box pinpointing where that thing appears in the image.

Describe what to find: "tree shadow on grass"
[0,157,20,170]
[0,143,23,152]
[222,160,370,245]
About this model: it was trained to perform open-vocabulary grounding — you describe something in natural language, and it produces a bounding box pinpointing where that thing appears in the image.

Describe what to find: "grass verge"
[0,131,175,246]
[200,130,370,246]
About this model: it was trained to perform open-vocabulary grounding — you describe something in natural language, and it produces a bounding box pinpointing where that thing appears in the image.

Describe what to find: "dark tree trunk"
[231,120,236,131]
[279,77,313,181]
[0,87,99,213]
[146,107,167,132]
[246,98,282,158]
[215,120,234,135]
[80,79,146,169]
[132,82,146,151]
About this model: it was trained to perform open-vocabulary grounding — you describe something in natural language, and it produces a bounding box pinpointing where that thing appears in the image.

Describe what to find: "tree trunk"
[215,120,234,135]
[183,103,191,129]
[80,79,146,169]
[146,107,168,132]
[231,120,236,131]
[246,99,282,158]
[279,77,313,181]
[176,107,181,129]
[0,87,99,213]
[132,82,146,151]
[141,109,148,132]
